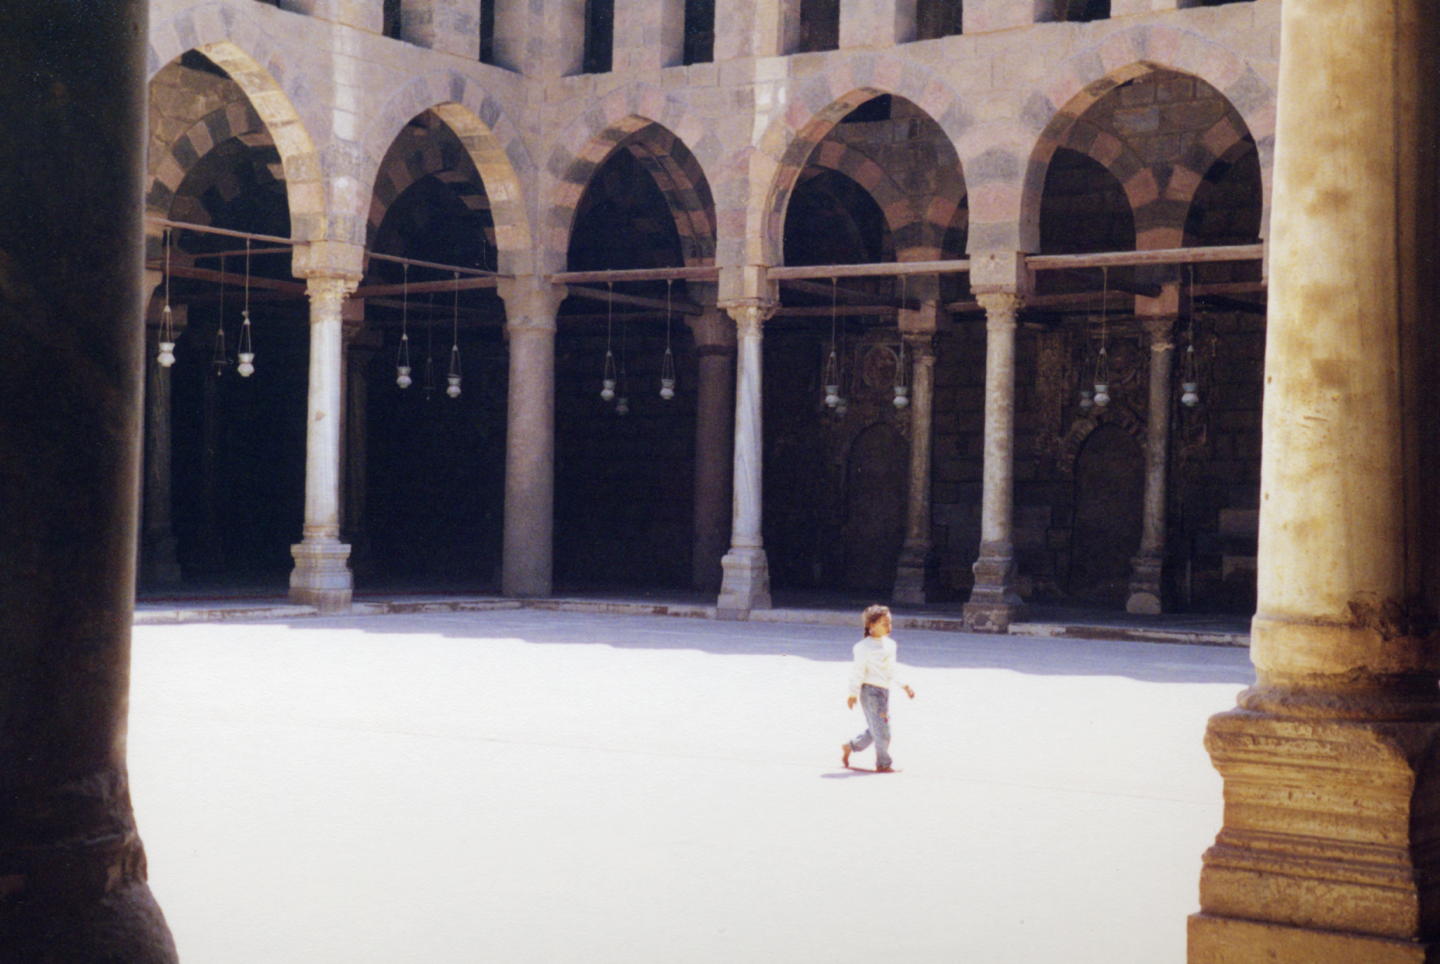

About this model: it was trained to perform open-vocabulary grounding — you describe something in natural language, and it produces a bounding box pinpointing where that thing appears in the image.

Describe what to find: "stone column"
[963,290,1024,632]
[687,306,737,593]
[1190,0,1440,960]
[716,302,775,616]
[1126,314,1175,615]
[142,311,184,586]
[0,2,177,958]
[893,330,937,604]
[342,311,379,577]
[497,277,564,598]
[289,273,359,612]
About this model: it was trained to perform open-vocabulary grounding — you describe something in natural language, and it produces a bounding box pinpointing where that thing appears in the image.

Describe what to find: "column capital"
[1141,314,1177,352]
[497,275,566,333]
[686,308,738,352]
[975,289,1024,327]
[898,299,941,337]
[720,301,777,336]
[304,274,360,315]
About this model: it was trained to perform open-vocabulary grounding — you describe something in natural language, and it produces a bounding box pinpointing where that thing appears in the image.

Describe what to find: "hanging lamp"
[659,279,676,400]
[600,281,617,401]
[446,271,462,398]
[236,238,255,377]
[1181,264,1201,408]
[396,262,413,388]
[823,277,840,407]
[157,228,177,367]
[211,253,229,376]
[893,275,910,409]
[1092,266,1111,408]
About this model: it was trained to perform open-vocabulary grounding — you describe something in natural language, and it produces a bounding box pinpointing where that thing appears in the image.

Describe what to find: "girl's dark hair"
[862,604,891,634]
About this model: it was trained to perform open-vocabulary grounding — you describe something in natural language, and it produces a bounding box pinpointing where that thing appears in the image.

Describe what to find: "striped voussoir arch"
[1020,24,1276,250]
[358,71,534,269]
[755,52,971,268]
[367,121,495,251]
[146,98,271,222]
[147,6,326,241]
[545,86,718,271]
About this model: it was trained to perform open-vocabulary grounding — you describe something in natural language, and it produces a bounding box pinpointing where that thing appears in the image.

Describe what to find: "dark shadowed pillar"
[0,2,178,960]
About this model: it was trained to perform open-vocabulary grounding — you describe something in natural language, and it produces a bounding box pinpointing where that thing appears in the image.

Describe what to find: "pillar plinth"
[497,277,563,598]
[893,324,938,604]
[1127,314,1175,615]
[290,273,359,612]
[716,302,774,617]
[1190,0,1440,957]
[964,290,1024,632]
[0,3,177,957]
[687,306,736,593]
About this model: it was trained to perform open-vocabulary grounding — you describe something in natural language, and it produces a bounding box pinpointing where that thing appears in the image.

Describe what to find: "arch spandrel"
[357,72,535,276]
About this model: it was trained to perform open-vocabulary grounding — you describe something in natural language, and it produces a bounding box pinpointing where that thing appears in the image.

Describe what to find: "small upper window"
[1056,0,1109,21]
[383,0,403,39]
[797,0,840,53]
[683,0,716,65]
[915,0,962,40]
[479,0,496,64]
[583,0,614,73]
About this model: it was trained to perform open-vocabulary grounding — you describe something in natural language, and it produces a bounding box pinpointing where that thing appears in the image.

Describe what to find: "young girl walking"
[841,604,915,772]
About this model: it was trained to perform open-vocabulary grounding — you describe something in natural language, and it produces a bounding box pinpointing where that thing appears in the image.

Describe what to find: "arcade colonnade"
[138,0,1283,625]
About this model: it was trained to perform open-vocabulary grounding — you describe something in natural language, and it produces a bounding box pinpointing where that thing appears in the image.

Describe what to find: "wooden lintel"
[550,266,720,284]
[768,258,969,281]
[1026,243,1264,271]
[354,276,499,298]
[156,263,307,295]
[566,284,703,315]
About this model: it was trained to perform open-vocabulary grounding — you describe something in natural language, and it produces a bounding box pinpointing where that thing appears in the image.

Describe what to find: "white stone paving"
[126,610,1255,963]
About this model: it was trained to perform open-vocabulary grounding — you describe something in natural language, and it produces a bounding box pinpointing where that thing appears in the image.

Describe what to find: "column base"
[1188,913,1437,964]
[892,544,934,605]
[1126,552,1164,614]
[1196,709,1440,957]
[716,547,771,618]
[140,532,182,586]
[964,545,1021,632]
[289,539,353,613]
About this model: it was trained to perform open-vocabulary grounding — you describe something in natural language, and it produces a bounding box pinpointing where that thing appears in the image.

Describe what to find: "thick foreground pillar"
[963,290,1023,631]
[290,270,360,612]
[498,277,563,598]
[0,3,178,959]
[1190,1,1440,960]
[716,302,774,617]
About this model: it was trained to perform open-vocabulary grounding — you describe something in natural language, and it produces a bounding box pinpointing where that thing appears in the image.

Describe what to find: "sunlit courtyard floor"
[128,609,1254,963]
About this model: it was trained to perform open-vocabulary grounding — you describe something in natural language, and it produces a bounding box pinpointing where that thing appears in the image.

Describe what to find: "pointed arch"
[752,58,970,268]
[1017,25,1275,251]
[358,71,535,274]
[545,88,719,273]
